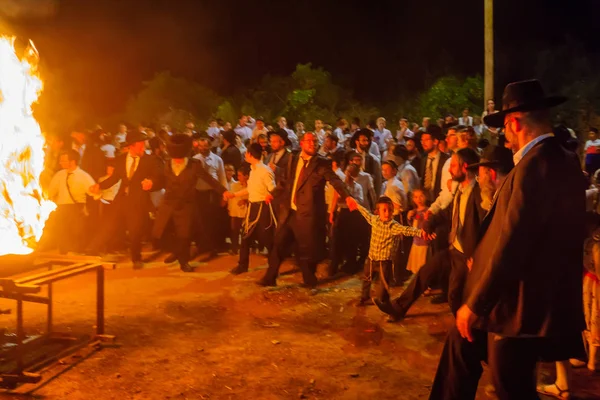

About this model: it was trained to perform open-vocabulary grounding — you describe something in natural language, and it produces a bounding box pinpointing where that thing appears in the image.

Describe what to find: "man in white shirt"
[350,129,382,195]
[396,118,414,144]
[348,151,377,210]
[234,115,253,144]
[251,117,269,142]
[227,143,276,275]
[206,119,223,151]
[314,119,327,146]
[114,124,128,149]
[194,137,228,259]
[392,145,420,195]
[381,160,407,216]
[458,108,474,126]
[45,149,95,254]
[374,117,393,153]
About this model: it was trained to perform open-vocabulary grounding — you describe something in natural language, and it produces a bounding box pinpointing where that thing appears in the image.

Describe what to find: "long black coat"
[152,158,227,239]
[465,137,586,337]
[264,148,292,184]
[221,145,242,172]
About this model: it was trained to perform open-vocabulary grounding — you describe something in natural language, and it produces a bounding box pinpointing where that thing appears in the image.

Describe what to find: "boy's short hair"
[224,164,235,171]
[247,143,263,160]
[376,196,394,209]
[238,165,250,176]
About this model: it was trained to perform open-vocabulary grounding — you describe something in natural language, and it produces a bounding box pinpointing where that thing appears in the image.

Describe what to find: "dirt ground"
[1,251,599,400]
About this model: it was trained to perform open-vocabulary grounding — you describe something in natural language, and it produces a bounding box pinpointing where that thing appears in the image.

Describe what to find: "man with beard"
[258,132,357,288]
[349,129,382,195]
[455,80,586,399]
[375,148,487,320]
[88,131,161,269]
[152,134,230,272]
[419,125,450,203]
[264,129,292,185]
[277,116,299,151]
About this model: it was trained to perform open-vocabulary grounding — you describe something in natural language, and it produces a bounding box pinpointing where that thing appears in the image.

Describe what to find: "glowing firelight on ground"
[0,36,55,255]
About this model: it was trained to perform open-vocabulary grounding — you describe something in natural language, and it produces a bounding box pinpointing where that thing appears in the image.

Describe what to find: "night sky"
[5,0,600,120]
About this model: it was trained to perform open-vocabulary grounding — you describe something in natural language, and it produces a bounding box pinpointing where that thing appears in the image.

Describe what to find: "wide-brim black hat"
[268,129,292,147]
[123,131,149,147]
[167,133,193,158]
[483,79,567,128]
[467,145,514,172]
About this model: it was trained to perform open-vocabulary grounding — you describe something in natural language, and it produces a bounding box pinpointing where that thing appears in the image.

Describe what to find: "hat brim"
[483,95,567,128]
[268,132,292,146]
[467,160,500,170]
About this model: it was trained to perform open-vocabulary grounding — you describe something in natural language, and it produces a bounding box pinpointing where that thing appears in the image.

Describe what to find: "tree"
[417,75,484,120]
[124,71,220,129]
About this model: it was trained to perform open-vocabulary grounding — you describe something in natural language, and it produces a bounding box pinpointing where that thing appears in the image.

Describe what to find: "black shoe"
[256,278,277,287]
[430,294,448,304]
[164,253,177,264]
[300,282,317,290]
[373,299,404,322]
[357,298,374,307]
[180,263,195,272]
[230,266,248,275]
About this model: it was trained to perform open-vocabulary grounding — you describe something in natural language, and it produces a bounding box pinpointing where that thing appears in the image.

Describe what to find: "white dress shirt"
[194,152,227,190]
[314,129,327,146]
[228,180,248,218]
[338,180,364,209]
[458,116,474,126]
[291,155,312,210]
[585,138,600,151]
[374,128,393,151]
[234,125,253,143]
[513,133,554,165]
[333,127,346,144]
[369,141,381,162]
[397,160,420,194]
[247,162,275,202]
[381,176,407,215]
[126,153,140,179]
[49,167,95,205]
[396,128,414,143]
[451,179,476,253]
[429,156,457,214]
[326,168,346,212]
[95,174,121,204]
[355,171,377,209]
[100,143,116,158]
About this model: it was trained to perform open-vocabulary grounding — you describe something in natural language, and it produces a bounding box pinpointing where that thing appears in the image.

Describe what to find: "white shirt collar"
[513,133,554,165]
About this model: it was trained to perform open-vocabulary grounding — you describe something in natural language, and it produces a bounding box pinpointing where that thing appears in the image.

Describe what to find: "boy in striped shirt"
[356,196,429,307]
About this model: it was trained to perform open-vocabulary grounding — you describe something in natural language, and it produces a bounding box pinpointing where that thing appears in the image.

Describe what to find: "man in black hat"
[152,134,230,272]
[264,129,292,185]
[453,80,586,400]
[88,130,162,269]
[427,145,514,400]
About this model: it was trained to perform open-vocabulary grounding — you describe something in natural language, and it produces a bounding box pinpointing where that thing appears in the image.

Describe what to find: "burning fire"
[0,36,55,255]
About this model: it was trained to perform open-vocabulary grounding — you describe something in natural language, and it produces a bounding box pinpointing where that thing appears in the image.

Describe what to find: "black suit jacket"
[152,158,226,239]
[465,137,586,337]
[221,145,242,172]
[427,182,486,258]
[99,153,162,213]
[272,154,350,231]
[419,151,450,200]
[265,148,292,184]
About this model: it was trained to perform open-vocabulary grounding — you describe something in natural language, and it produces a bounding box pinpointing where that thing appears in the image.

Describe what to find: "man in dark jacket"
[258,132,357,288]
[87,131,162,269]
[152,134,229,272]
[453,80,586,400]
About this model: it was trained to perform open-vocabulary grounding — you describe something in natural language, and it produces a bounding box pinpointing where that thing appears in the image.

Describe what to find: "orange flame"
[0,36,55,255]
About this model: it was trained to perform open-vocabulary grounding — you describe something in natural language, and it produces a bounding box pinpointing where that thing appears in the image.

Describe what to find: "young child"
[227,166,249,255]
[356,196,426,307]
[406,189,430,274]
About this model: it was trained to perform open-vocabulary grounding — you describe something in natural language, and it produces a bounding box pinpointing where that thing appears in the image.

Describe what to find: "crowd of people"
[37,79,599,399]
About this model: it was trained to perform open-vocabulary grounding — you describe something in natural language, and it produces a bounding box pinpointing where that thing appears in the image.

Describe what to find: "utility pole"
[484,0,494,106]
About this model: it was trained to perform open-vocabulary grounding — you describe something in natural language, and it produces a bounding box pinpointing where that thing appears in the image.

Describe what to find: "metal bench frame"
[0,255,116,389]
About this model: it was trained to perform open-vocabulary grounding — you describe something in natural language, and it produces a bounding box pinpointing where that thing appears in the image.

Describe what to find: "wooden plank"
[11,263,88,284]
[0,291,48,304]
[0,281,41,294]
